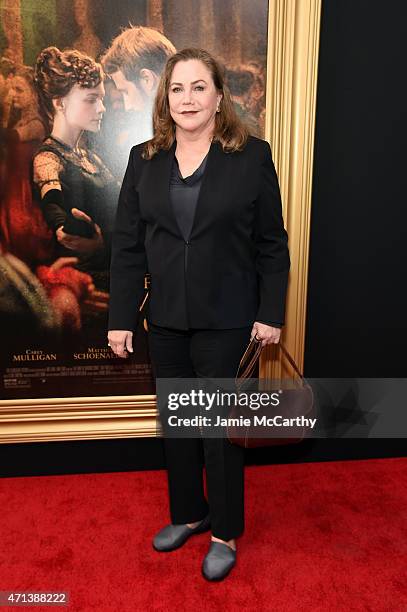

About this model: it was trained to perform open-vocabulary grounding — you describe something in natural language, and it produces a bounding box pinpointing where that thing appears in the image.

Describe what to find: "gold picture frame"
[0,0,322,443]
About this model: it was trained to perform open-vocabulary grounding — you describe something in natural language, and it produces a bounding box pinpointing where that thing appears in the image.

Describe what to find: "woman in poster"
[0,64,52,266]
[108,48,290,581]
[32,46,121,294]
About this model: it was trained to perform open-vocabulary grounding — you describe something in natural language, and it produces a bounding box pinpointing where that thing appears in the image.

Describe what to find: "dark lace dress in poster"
[32,135,121,294]
[32,136,121,349]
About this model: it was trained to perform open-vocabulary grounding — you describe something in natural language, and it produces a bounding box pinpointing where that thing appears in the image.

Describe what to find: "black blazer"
[107,134,290,332]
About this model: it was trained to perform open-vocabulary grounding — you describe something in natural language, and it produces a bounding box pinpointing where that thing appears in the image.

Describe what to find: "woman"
[32,46,121,293]
[107,48,290,581]
[0,65,52,265]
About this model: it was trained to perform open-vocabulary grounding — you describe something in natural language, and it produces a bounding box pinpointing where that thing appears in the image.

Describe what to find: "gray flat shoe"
[201,541,237,581]
[152,513,211,552]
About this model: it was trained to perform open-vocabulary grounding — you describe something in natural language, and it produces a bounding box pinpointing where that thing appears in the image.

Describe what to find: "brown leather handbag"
[226,334,315,448]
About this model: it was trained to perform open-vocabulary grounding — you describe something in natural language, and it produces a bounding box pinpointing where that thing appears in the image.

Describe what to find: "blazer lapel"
[145,139,179,237]
[189,139,228,240]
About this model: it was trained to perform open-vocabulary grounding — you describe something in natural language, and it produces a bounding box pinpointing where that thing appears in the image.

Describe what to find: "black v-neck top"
[168,146,282,329]
[169,151,209,242]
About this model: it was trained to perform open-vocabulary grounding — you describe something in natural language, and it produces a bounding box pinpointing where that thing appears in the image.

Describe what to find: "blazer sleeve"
[107,145,148,332]
[253,140,290,326]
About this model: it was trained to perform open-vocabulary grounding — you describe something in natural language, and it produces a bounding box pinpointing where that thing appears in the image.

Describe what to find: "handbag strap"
[235,334,263,381]
[235,334,305,384]
[278,342,304,380]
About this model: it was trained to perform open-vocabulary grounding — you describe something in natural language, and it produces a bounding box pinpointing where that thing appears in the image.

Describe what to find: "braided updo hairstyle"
[33,46,104,126]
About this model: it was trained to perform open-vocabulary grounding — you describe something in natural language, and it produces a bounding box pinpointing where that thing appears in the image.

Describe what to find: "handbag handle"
[278,342,304,380]
[235,333,305,384]
[235,333,263,381]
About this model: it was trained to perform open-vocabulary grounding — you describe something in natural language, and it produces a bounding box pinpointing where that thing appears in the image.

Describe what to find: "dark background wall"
[305,0,405,378]
[1,0,405,477]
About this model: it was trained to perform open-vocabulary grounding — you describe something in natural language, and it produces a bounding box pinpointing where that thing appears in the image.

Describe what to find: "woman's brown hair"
[33,46,104,129]
[142,47,249,159]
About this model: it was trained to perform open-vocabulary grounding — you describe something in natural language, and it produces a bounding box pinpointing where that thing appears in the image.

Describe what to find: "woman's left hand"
[250,321,281,347]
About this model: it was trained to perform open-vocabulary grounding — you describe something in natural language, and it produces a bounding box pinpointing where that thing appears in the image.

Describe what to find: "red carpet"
[0,456,406,611]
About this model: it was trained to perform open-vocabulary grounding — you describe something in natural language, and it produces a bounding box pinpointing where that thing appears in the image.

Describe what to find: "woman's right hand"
[56,208,104,255]
[107,330,133,358]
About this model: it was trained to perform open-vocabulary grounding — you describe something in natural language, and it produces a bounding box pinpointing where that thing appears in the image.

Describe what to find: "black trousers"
[147,321,252,541]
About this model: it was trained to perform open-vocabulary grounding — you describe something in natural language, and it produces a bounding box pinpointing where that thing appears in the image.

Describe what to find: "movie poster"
[0,0,268,400]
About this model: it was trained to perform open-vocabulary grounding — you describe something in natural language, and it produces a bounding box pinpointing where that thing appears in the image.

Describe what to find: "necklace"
[50,135,83,157]
[73,146,84,158]
[49,135,97,174]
